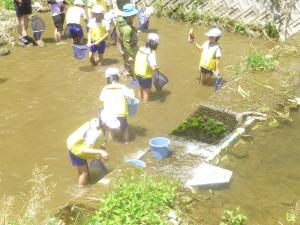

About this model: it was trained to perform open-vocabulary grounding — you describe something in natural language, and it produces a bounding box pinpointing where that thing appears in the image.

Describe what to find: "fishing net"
[153,71,168,90]
[31,15,45,40]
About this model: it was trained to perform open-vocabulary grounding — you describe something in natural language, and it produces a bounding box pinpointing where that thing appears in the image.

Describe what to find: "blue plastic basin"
[149,137,171,159]
[126,159,146,168]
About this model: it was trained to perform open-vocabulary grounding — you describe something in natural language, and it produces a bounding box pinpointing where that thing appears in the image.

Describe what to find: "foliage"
[264,22,279,39]
[187,7,199,23]
[0,0,15,10]
[154,0,164,17]
[84,173,179,225]
[220,206,247,225]
[171,115,227,138]
[233,21,247,34]
[284,200,300,225]
[246,51,278,71]
[0,165,55,225]
[173,3,186,21]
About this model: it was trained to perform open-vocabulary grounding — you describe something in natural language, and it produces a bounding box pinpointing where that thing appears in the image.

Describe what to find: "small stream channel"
[0,12,300,224]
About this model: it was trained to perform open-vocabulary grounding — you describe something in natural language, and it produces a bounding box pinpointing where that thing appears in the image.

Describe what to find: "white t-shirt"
[87,18,110,31]
[66,6,87,24]
[83,128,101,145]
[87,0,111,8]
[50,0,65,16]
[201,41,221,58]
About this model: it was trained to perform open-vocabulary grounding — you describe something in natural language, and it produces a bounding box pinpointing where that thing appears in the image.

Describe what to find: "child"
[134,33,160,102]
[87,0,110,21]
[191,27,222,85]
[67,118,109,186]
[87,5,110,65]
[99,68,135,143]
[65,0,87,44]
[48,0,67,44]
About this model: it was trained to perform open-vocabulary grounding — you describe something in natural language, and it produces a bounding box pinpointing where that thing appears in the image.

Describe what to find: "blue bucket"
[127,98,139,116]
[72,44,88,60]
[149,137,171,159]
[126,159,146,168]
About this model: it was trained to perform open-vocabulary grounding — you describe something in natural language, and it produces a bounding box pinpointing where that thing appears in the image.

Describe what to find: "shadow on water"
[43,37,56,43]
[150,89,171,102]
[129,124,147,141]
[102,58,119,66]
[140,28,158,33]
[79,65,96,72]
[0,78,8,84]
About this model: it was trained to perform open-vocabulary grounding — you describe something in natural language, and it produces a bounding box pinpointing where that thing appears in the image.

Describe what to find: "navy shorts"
[200,67,214,76]
[136,76,152,89]
[90,41,106,54]
[66,23,84,40]
[15,0,32,17]
[68,151,87,166]
[117,117,128,130]
[52,13,65,32]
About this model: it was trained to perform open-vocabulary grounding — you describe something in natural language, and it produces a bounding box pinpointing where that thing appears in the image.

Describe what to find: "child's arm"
[194,42,203,51]
[81,146,109,160]
[215,57,220,76]
[87,29,92,46]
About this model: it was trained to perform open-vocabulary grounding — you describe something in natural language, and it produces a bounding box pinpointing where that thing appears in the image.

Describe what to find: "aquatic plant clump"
[171,115,227,143]
[220,206,247,225]
[246,51,277,71]
[84,173,179,225]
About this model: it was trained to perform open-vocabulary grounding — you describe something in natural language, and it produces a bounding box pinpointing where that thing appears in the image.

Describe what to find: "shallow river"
[0,13,299,224]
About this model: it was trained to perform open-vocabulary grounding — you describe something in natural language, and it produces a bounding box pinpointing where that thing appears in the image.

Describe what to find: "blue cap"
[122,3,138,17]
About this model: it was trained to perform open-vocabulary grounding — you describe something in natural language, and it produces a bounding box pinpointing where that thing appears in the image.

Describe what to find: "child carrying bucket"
[65,0,87,44]
[87,5,110,65]
[189,27,222,85]
[134,33,160,102]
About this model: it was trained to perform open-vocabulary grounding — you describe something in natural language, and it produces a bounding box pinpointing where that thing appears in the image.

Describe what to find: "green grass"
[246,51,277,71]
[0,0,15,10]
[83,173,179,225]
[220,206,247,225]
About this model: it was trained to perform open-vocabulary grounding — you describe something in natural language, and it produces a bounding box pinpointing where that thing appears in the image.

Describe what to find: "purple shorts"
[90,41,106,54]
[117,117,128,130]
[136,76,152,89]
[68,151,87,166]
[200,67,213,76]
[66,23,83,40]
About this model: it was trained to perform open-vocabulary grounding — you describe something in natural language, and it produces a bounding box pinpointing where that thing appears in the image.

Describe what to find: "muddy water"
[0,12,292,219]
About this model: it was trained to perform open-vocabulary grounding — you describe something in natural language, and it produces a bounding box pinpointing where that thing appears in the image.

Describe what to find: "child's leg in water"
[90,52,97,65]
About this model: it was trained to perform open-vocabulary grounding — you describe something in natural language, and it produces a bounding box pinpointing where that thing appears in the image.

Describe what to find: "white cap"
[100,110,120,129]
[105,68,119,78]
[92,5,104,14]
[148,33,160,44]
[206,28,222,37]
[89,118,100,129]
[74,0,84,5]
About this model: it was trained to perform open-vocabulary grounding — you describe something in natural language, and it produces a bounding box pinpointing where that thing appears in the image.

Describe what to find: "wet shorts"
[136,76,152,89]
[90,41,106,54]
[15,0,32,17]
[52,13,65,31]
[200,67,214,76]
[68,151,87,166]
[65,23,83,40]
[117,117,128,130]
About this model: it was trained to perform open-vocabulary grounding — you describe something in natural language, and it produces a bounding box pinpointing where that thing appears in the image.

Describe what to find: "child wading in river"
[87,5,110,65]
[190,27,222,85]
